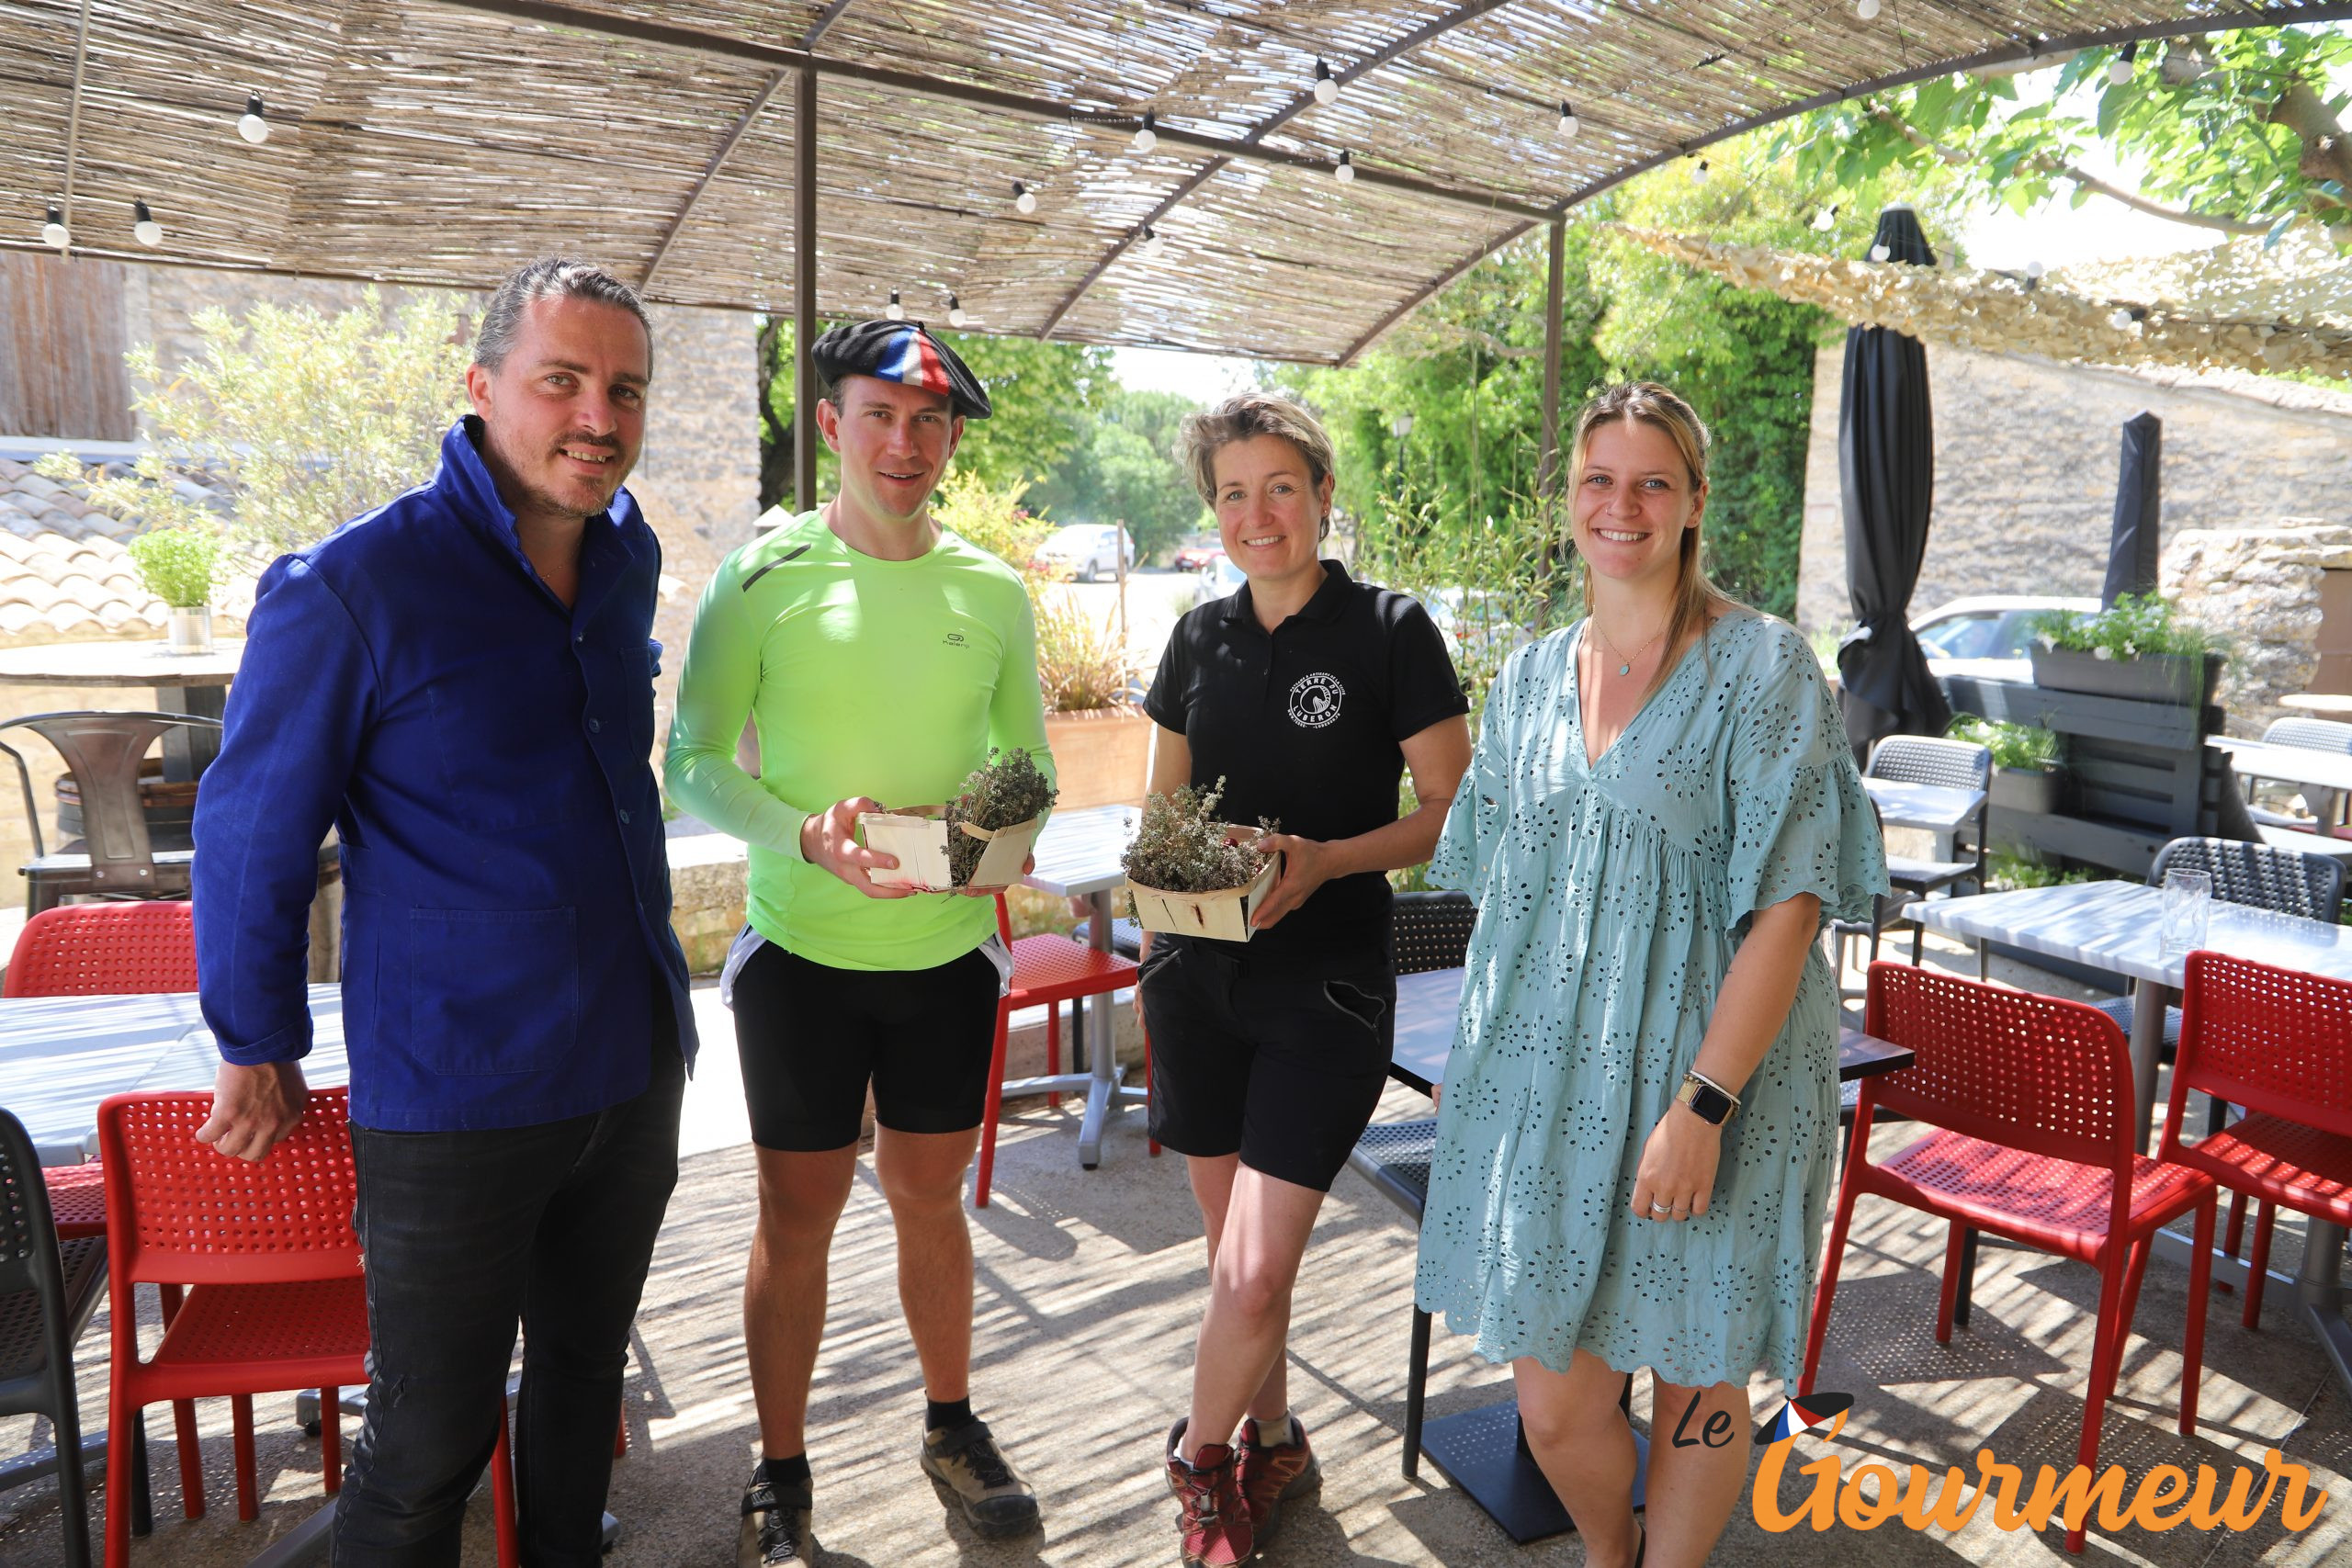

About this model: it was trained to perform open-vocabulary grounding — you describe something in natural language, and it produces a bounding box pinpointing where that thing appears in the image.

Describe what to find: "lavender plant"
[944,747,1057,886]
[1122,776,1277,895]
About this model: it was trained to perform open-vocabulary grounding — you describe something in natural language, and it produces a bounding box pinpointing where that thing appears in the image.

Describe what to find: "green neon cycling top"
[664,508,1055,972]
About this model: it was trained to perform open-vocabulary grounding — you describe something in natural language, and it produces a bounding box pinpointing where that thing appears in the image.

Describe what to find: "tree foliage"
[1025,387,1208,559]
[40,288,470,558]
[1769,27,2352,243]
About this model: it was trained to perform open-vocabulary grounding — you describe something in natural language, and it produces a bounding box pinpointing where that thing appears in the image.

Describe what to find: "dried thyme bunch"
[944,747,1057,886]
[1121,776,1277,895]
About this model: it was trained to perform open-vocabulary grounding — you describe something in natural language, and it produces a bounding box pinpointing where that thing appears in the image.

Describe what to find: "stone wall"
[2163,521,2352,736]
[1797,343,2352,638]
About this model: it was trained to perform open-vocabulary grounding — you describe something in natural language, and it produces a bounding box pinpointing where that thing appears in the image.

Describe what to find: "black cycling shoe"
[740,1465,817,1566]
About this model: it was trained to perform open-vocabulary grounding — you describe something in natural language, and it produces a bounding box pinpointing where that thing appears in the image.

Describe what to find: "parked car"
[1032,523,1135,581]
[1170,536,1220,572]
[1912,594,2101,682]
[1190,551,1245,608]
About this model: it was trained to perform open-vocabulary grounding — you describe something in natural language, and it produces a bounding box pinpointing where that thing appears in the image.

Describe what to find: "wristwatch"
[1675,1070,1740,1126]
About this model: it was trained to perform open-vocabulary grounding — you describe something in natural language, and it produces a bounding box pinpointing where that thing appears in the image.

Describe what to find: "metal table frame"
[1016,803,1147,1168]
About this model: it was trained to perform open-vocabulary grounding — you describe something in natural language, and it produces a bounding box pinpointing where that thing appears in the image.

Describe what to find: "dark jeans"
[332,1041,684,1567]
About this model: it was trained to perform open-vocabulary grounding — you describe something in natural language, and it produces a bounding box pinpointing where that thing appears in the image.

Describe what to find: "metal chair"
[1804,964,2215,1555]
[0,712,220,914]
[2249,716,2352,831]
[0,1104,108,1568]
[1864,735,1990,965]
[1344,890,1475,1478]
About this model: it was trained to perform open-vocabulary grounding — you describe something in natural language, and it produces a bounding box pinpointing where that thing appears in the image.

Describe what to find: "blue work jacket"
[194,418,698,1132]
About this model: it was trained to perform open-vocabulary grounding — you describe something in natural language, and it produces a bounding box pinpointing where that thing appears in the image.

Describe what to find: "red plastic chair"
[973,896,1152,1208]
[3,900,198,998]
[97,1089,369,1568]
[1803,964,2215,1554]
[2162,952,2352,1341]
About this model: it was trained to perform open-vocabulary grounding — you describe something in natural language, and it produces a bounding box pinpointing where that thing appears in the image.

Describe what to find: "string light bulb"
[1313,59,1338,106]
[1691,158,1710,183]
[236,92,269,144]
[1812,204,1838,232]
[947,295,967,328]
[40,206,68,249]
[1132,111,1157,153]
[1012,180,1036,215]
[2109,41,2139,86]
[1856,0,1880,18]
[1869,242,1891,262]
[1556,101,1579,137]
[1334,150,1354,182]
[133,199,161,246]
[1142,223,1167,257]
[2108,308,2134,330]
[885,289,904,321]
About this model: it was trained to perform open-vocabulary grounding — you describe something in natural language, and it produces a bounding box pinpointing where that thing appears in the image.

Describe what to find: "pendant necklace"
[1590,616,1665,678]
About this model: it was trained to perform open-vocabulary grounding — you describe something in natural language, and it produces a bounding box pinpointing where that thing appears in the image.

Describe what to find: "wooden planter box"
[1043,704,1152,809]
[1988,763,2061,816]
[1127,846,1282,942]
[2030,647,2222,707]
[858,807,1045,892]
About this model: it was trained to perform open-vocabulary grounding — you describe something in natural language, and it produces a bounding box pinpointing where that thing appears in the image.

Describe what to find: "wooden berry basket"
[858,807,1045,892]
[1126,838,1282,942]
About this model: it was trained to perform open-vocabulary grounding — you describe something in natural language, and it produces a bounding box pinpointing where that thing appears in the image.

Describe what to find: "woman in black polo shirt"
[1144,392,1470,1566]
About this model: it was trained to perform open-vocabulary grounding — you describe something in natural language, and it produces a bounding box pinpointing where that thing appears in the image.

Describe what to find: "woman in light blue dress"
[1414,383,1886,1568]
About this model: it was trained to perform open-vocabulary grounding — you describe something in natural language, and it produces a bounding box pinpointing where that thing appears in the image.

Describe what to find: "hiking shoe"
[1237,1414,1320,1542]
[739,1465,816,1566]
[920,1417,1041,1539]
[1165,1418,1254,1567]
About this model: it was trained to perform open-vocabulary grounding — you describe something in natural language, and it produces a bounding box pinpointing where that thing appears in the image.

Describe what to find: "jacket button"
[589,718,602,733]
[618,808,632,823]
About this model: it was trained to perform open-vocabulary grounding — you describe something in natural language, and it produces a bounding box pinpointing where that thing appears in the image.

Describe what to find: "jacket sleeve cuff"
[216,1019,313,1067]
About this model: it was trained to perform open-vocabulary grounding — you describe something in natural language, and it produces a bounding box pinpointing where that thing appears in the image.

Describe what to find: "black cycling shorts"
[1137,936,1395,1192]
[729,936,1002,1151]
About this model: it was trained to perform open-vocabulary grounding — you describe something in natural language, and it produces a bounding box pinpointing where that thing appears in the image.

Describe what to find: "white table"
[1905,881,2352,1400]
[0,987,345,1165]
[2281,693,2352,720]
[1019,804,1144,1168]
[1863,777,1984,837]
[2212,737,2352,798]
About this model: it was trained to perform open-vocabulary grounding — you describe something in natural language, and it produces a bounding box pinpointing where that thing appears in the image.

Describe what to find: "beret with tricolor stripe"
[810,319,991,420]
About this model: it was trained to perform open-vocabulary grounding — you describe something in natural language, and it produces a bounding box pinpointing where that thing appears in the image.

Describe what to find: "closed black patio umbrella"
[2101,412,2163,608]
[1836,205,1950,760]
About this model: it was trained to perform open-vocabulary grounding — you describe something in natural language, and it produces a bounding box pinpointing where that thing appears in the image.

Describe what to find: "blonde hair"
[1177,393,1338,539]
[1567,381,1741,694]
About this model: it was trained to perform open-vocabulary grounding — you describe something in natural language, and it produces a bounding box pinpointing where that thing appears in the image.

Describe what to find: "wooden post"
[1533,217,1568,618]
[793,62,819,512]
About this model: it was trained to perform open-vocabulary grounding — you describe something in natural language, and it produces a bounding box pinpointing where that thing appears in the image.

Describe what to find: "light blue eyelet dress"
[1413,613,1888,1388]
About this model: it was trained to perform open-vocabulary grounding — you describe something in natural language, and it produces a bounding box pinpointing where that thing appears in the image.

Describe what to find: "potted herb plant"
[126,526,226,654]
[1034,593,1151,809]
[2026,594,2224,707]
[860,747,1057,892]
[1122,777,1282,942]
[1948,714,2063,815]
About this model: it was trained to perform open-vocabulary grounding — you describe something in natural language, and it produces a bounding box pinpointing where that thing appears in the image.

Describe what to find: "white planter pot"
[167,605,214,654]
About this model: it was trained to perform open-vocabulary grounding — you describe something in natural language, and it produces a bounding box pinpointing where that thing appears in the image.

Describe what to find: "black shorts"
[1137,937,1395,1192]
[729,936,1002,1151]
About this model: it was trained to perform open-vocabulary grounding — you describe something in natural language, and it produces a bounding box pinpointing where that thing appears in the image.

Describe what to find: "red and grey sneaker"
[1164,1418,1254,1566]
[1236,1413,1321,1542]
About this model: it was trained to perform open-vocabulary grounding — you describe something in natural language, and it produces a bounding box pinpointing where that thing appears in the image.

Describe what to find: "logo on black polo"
[1288,672,1345,728]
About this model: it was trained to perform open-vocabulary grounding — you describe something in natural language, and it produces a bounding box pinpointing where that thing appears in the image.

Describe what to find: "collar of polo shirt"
[1221,558,1354,627]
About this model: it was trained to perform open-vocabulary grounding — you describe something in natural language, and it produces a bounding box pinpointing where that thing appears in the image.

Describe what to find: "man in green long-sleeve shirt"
[665,321,1052,1564]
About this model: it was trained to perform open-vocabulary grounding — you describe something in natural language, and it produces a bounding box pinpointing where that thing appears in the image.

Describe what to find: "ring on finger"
[1648,1200,1674,1217]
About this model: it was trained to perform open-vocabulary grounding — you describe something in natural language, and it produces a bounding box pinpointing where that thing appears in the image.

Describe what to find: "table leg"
[1076,890,1126,1169]
[2297,1218,2352,1402]
[154,683,226,783]
[2126,976,2170,1156]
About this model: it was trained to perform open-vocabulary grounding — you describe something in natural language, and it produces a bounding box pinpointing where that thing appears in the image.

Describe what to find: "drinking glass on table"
[2158,868,2212,961]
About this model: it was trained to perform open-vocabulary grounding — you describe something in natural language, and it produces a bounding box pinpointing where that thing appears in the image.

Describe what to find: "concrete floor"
[6,935,2349,1566]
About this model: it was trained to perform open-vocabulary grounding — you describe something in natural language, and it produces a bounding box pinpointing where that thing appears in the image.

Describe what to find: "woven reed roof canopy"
[7,0,2350,366]
[1615,220,2352,378]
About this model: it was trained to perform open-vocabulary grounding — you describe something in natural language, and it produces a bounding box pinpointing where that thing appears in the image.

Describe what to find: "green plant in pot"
[2025,593,2225,706]
[1948,713,2063,815]
[126,526,226,654]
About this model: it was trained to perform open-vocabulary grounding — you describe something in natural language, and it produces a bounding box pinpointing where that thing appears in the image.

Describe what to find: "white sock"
[1251,1414,1295,1448]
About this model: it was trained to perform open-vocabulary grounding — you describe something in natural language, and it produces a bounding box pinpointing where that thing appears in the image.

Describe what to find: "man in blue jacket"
[190,257,698,1566]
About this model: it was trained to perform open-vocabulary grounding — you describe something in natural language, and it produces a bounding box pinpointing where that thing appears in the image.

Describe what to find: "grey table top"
[2280,693,2352,720]
[1905,881,2352,991]
[0,637,245,688]
[1023,803,1139,899]
[1863,777,1983,834]
[0,984,345,1165]
[2213,737,2352,796]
